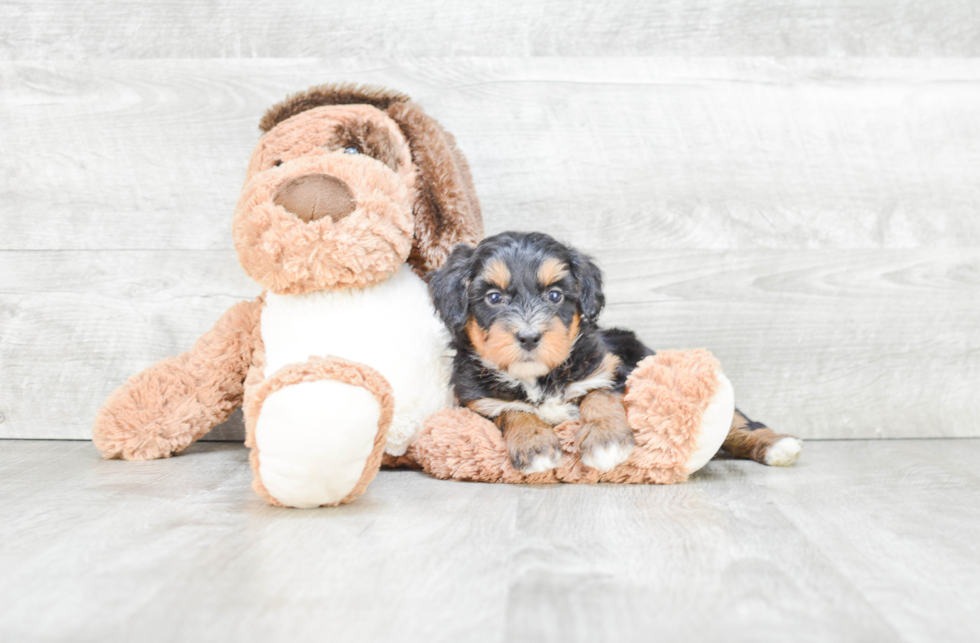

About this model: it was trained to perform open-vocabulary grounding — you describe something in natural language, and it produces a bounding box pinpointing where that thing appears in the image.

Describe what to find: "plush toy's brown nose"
[272,174,356,223]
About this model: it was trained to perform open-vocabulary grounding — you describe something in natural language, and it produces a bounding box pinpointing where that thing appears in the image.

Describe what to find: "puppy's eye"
[273,160,283,167]
[344,146,360,155]
[547,290,563,303]
[485,292,503,305]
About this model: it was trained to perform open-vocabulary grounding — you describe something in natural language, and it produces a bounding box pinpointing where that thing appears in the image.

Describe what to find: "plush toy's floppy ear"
[569,248,605,324]
[428,244,476,333]
[386,102,483,273]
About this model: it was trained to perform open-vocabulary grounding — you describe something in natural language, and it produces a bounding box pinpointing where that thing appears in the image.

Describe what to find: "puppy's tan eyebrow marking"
[483,259,511,290]
[537,257,569,287]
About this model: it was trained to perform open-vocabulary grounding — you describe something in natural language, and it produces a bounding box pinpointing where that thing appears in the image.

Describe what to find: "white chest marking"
[479,358,616,426]
[470,391,579,427]
[260,267,453,454]
[535,396,580,425]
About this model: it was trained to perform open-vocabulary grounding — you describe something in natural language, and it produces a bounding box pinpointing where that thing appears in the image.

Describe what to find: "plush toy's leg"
[722,409,803,467]
[93,299,262,461]
[245,356,393,508]
[606,350,734,484]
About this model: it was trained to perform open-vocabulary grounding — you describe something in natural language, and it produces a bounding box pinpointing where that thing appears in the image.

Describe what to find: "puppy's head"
[430,232,604,380]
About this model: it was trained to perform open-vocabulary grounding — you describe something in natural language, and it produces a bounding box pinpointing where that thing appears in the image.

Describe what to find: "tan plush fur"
[410,350,723,485]
[246,104,413,182]
[235,143,415,294]
[236,106,417,294]
[93,297,265,461]
[93,83,484,506]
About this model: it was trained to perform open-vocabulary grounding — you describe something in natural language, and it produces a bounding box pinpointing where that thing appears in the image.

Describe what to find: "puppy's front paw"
[579,420,635,472]
[508,429,562,475]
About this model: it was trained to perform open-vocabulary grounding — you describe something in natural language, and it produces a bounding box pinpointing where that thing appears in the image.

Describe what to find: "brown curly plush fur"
[259,83,411,133]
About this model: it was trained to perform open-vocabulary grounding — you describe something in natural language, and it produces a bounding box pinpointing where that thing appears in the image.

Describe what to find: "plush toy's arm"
[93,297,264,461]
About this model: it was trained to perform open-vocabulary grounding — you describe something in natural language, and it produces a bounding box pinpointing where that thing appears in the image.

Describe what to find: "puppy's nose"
[516,329,543,351]
[273,174,356,223]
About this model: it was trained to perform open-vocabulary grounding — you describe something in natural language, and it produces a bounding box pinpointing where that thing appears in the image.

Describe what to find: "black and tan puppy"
[428,231,653,474]
[429,231,802,475]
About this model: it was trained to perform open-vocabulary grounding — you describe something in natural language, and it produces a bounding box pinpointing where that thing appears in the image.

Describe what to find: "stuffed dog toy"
[93,84,800,508]
[94,84,482,507]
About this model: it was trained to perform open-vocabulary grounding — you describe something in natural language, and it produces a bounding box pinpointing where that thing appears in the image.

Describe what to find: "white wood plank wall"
[1,3,978,440]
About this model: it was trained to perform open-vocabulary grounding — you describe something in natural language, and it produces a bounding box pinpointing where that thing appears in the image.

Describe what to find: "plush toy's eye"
[344,146,360,155]
[547,289,563,304]
[485,292,503,305]
[273,160,282,167]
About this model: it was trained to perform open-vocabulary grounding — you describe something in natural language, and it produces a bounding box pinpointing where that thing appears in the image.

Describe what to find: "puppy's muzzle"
[273,173,356,223]
[516,328,542,351]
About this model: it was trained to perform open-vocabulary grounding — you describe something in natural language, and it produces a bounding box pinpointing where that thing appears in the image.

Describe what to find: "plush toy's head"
[233,84,483,294]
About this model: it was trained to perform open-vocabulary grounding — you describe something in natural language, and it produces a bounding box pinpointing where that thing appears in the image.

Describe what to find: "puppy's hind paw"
[763,437,803,467]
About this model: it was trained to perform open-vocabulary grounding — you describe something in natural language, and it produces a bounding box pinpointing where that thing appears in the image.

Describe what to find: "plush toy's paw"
[579,419,635,472]
[678,372,735,476]
[763,436,803,466]
[509,428,563,475]
[245,356,393,508]
[93,357,211,461]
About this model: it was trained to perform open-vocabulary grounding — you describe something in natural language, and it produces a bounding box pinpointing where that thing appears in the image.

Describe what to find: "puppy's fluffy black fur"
[429,231,652,415]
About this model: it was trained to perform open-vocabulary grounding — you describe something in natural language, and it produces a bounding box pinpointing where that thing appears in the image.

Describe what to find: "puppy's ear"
[428,244,476,333]
[387,102,483,273]
[569,249,605,324]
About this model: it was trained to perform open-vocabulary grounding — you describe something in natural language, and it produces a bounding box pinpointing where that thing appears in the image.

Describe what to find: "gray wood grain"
[3,18,980,442]
[2,1,979,59]
[597,248,980,440]
[1,249,976,440]
[3,58,980,251]
[1,439,978,642]
[0,250,258,440]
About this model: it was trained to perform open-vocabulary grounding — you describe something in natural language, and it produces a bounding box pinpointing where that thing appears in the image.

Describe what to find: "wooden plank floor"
[1,439,977,643]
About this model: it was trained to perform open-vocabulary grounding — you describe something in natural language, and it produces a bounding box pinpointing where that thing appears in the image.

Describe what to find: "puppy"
[428,231,652,474]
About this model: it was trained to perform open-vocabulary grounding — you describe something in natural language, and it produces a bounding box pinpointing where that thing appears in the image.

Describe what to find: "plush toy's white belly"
[260,267,453,455]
